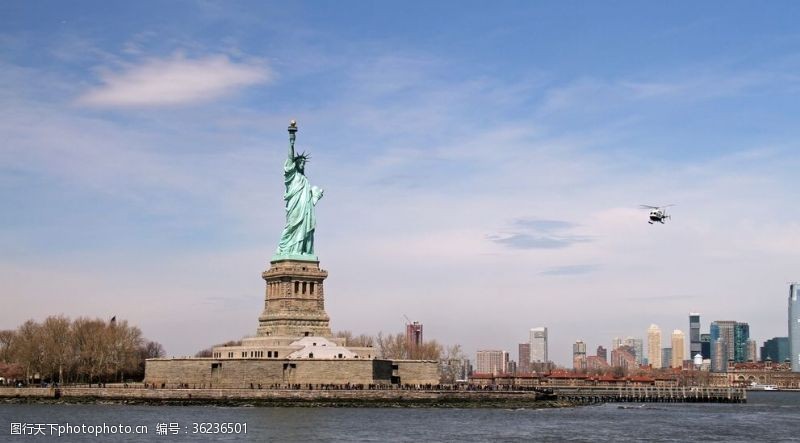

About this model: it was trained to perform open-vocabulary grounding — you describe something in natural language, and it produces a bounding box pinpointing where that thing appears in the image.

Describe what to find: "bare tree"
[334,330,375,347]
[374,331,447,360]
[352,334,375,347]
[439,344,467,383]
[40,316,72,384]
[133,340,165,379]
[141,341,165,359]
[71,317,111,385]
[333,330,353,342]
[15,320,44,384]
[0,330,16,362]
[376,332,408,359]
[415,339,443,360]
[195,348,213,358]
[107,319,143,382]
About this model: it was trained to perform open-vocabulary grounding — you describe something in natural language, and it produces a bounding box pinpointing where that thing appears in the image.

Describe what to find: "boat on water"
[748,383,779,391]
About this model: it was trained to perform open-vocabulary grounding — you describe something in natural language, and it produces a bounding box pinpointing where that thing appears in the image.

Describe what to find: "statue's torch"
[288,119,297,145]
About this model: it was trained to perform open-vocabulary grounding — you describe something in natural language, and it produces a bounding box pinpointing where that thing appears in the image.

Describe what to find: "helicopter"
[640,204,674,224]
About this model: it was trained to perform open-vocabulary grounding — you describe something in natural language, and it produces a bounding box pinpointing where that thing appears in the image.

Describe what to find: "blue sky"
[2,2,800,365]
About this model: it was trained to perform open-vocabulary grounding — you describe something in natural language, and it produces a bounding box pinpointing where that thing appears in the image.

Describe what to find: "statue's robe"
[276,158,317,256]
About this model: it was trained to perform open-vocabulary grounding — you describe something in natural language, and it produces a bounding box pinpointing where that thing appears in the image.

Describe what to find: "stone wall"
[145,358,396,388]
[393,360,440,385]
[0,387,547,407]
[0,387,51,398]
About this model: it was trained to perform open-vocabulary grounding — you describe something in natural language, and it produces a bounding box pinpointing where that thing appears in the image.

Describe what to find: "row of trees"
[335,330,467,383]
[334,330,463,362]
[373,331,443,360]
[0,316,164,385]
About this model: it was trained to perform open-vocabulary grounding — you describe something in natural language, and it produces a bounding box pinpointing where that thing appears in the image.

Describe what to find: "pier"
[551,386,746,403]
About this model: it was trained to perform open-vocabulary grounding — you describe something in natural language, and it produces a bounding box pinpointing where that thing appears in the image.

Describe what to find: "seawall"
[0,387,563,408]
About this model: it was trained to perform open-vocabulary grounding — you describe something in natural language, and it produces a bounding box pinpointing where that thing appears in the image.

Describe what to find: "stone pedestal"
[257,259,331,337]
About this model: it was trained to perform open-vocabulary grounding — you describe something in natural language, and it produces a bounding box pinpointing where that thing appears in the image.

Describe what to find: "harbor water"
[1,391,798,442]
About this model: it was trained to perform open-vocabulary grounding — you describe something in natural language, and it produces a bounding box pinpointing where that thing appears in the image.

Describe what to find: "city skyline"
[2,2,800,365]
[491,305,790,369]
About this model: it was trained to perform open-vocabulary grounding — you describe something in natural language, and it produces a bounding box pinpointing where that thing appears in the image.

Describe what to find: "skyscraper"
[661,347,672,369]
[734,322,750,363]
[476,350,508,375]
[405,321,423,358]
[746,340,758,362]
[790,283,800,372]
[624,337,644,365]
[506,360,517,374]
[761,337,789,363]
[518,343,530,373]
[711,339,727,372]
[701,333,711,359]
[530,327,548,364]
[573,340,587,370]
[586,355,609,370]
[596,345,607,362]
[671,329,685,368]
[647,324,662,368]
[611,345,637,370]
[710,321,736,372]
[689,313,701,359]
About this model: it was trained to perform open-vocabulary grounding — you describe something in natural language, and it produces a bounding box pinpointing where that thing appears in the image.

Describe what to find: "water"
[1,392,798,442]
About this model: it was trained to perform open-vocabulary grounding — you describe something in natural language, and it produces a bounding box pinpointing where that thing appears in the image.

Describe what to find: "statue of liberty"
[274,120,323,261]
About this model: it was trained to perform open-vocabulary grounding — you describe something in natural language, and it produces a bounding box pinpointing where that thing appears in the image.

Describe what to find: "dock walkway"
[551,386,746,403]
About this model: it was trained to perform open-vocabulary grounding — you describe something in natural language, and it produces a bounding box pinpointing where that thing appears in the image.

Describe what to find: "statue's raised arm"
[287,120,297,160]
[273,120,323,262]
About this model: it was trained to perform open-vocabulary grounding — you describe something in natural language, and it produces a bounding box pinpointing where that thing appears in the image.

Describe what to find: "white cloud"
[77,54,271,107]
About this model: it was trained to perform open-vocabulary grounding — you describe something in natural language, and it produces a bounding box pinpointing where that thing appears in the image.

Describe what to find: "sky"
[1,1,799,365]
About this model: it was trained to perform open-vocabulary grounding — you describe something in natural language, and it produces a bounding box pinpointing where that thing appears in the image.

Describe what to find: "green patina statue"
[273,120,323,261]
